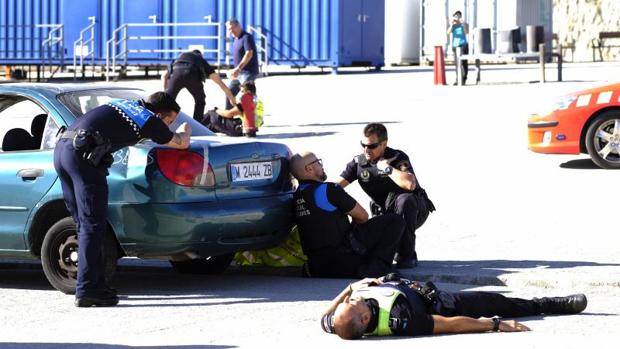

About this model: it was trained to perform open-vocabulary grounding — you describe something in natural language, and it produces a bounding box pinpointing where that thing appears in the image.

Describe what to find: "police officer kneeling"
[54,92,191,307]
[291,151,405,278]
[339,123,436,268]
[321,275,588,339]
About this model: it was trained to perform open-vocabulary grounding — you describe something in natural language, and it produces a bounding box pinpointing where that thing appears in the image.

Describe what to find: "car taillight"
[155,149,215,187]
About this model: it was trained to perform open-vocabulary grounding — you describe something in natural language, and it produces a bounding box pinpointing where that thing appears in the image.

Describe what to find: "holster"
[71,129,113,168]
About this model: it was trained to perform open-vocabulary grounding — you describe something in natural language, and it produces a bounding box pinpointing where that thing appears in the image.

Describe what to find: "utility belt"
[61,129,113,167]
[383,273,455,311]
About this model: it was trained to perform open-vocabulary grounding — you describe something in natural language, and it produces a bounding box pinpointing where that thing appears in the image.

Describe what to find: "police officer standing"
[225,18,260,110]
[164,50,237,121]
[338,123,435,268]
[54,92,191,307]
[291,151,404,278]
[322,275,588,339]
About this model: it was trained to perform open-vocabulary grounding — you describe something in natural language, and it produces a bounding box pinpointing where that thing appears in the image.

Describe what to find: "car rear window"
[57,89,214,136]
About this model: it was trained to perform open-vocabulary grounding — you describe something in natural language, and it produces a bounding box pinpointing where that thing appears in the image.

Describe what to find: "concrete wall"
[554,0,620,62]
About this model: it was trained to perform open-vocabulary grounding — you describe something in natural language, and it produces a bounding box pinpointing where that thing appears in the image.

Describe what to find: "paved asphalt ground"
[1,62,619,348]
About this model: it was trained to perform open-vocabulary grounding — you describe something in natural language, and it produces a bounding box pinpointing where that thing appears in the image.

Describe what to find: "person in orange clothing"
[200,80,260,137]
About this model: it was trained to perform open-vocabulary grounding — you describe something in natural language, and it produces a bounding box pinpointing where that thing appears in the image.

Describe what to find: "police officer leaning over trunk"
[338,123,435,269]
[164,50,237,121]
[322,274,588,340]
[54,92,191,307]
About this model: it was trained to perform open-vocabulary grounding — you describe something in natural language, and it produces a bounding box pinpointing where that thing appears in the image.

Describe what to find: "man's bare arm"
[432,315,530,334]
[347,202,369,224]
[165,122,191,149]
[209,72,237,107]
[336,177,350,188]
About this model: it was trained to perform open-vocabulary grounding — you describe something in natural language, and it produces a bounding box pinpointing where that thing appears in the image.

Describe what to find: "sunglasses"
[306,158,323,167]
[360,141,383,150]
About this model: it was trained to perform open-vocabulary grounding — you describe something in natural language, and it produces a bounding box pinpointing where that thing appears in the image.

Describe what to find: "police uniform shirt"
[232,31,259,75]
[171,51,215,82]
[321,286,434,336]
[68,101,174,153]
[294,180,357,254]
[340,147,419,206]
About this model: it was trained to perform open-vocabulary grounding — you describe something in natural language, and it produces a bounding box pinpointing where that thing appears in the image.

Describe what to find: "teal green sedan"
[0,83,294,293]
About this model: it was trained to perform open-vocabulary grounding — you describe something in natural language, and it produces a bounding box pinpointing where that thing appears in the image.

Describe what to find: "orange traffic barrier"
[433,46,446,85]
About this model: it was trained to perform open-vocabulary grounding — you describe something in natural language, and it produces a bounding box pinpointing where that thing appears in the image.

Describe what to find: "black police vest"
[294,182,351,253]
[355,154,413,208]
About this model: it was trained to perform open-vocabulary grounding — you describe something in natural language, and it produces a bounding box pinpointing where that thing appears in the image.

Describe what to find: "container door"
[62,0,98,60]
[340,0,363,63]
[360,0,385,65]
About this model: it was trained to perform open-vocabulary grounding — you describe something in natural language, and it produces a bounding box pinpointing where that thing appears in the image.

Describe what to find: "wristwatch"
[382,165,393,175]
[492,316,501,332]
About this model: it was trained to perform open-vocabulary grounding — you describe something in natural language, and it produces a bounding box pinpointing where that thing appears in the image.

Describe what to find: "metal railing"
[73,16,96,79]
[39,24,65,76]
[0,23,64,76]
[105,16,222,81]
[247,25,269,76]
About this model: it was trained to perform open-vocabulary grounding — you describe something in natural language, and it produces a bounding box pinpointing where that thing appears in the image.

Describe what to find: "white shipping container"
[420,0,552,61]
[385,0,421,65]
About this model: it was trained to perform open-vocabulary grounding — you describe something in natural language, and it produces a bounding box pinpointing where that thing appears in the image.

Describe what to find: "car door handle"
[17,168,44,180]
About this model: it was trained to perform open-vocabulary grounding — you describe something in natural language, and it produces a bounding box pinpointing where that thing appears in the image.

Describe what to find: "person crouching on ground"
[200,81,261,137]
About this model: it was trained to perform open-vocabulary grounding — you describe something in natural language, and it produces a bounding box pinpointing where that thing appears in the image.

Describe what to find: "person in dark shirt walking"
[225,18,260,109]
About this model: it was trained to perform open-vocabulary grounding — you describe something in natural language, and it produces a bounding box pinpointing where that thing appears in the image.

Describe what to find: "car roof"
[0,83,143,95]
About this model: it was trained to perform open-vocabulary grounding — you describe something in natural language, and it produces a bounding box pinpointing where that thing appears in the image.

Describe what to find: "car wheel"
[40,217,119,294]
[169,253,235,274]
[585,110,620,169]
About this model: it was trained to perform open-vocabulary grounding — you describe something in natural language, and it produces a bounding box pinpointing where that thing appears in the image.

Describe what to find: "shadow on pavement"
[560,158,605,169]
[2,259,617,307]
[400,259,620,287]
[0,344,234,349]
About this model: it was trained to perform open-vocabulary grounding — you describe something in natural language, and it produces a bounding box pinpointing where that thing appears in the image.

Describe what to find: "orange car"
[528,82,620,169]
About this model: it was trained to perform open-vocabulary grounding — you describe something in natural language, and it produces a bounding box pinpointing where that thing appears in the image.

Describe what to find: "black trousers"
[53,138,109,298]
[452,44,469,84]
[387,193,430,261]
[306,213,404,278]
[434,290,540,318]
[165,67,206,121]
[201,110,242,136]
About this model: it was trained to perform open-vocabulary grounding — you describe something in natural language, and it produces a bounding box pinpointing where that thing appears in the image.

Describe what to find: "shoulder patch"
[314,183,337,212]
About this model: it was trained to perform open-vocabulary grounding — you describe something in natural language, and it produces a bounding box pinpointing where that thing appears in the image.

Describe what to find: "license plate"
[231,161,273,182]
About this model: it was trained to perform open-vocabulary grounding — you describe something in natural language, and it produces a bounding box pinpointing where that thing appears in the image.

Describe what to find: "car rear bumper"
[108,193,294,258]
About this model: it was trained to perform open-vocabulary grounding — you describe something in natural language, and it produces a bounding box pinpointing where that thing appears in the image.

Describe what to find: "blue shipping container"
[1,0,385,69]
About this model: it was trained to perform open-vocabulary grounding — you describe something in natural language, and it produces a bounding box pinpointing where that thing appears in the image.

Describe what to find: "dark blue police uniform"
[165,51,215,121]
[53,99,174,300]
[322,279,542,337]
[294,180,404,278]
[341,147,435,264]
[226,30,259,109]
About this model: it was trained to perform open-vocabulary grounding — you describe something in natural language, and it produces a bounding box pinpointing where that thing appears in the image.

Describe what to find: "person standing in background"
[447,11,469,85]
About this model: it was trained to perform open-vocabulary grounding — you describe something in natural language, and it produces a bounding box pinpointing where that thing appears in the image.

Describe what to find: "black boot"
[533,294,587,314]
